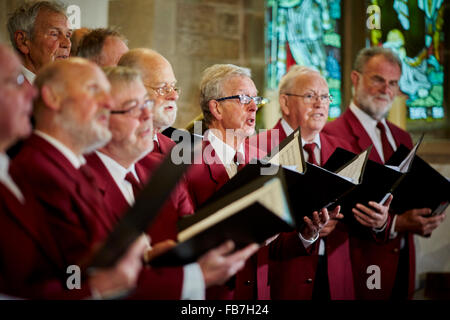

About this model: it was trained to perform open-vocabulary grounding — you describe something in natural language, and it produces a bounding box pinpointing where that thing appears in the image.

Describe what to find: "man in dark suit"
[118,48,181,154]
[323,47,446,299]
[254,65,392,300]
[84,65,259,299]
[0,45,149,299]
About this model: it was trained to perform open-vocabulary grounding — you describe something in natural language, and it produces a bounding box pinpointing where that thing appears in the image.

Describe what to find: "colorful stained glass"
[367,0,445,122]
[266,0,342,119]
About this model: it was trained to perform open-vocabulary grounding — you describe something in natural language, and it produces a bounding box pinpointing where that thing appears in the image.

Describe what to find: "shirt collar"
[0,153,10,176]
[350,101,388,130]
[205,130,245,165]
[280,118,294,137]
[21,65,35,84]
[301,133,321,149]
[153,133,159,146]
[34,130,86,169]
[95,151,138,182]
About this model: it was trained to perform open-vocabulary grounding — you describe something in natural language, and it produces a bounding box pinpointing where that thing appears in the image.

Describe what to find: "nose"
[140,105,153,122]
[247,99,258,112]
[165,88,179,101]
[101,92,113,110]
[60,34,70,49]
[24,79,38,100]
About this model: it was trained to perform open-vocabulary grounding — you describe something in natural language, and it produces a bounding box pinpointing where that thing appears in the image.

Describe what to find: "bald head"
[33,57,112,154]
[119,48,178,131]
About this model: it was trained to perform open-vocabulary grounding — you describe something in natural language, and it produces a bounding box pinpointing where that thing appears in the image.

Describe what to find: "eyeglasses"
[284,93,333,104]
[149,85,181,97]
[216,94,263,105]
[4,73,26,87]
[364,73,399,91]
[111,99,154,118]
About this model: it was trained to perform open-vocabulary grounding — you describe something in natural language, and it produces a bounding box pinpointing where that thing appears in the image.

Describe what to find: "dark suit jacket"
[257,119,355,300]
[11,134,184,299]
[0,172,92,299]
[323,107,415,299]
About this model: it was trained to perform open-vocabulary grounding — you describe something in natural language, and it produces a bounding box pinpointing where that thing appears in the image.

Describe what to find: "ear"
[14,31,30,55]
[41,85,62,111]
[279,94,290,117]
[350,70,360,89]
[208,100,222,121]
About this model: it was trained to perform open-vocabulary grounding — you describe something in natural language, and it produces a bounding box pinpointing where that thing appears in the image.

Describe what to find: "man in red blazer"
[253,66,392,300]
[84,65,259,299]
[184,64,333,300]
[323,47,446,299]
[0,45,149,299]
[118,48,180,155]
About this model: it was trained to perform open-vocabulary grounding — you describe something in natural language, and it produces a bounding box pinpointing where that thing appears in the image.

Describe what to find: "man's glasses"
[111,99,154,118]
[216,94,263,105]
[149,85,181,97]
[4,73,26,87]
[284,93,333,104]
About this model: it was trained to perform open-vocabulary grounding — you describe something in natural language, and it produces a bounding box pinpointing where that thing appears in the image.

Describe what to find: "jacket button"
[393,248,399,253]
[306,278,313,284]
[245,280,252,286]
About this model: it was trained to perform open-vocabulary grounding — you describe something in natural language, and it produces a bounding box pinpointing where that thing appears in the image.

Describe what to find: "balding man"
[0,45,148,299]
[7,1,72,84]
[70,27,90,57]
[119,48,179,154]
[77,28,129,67]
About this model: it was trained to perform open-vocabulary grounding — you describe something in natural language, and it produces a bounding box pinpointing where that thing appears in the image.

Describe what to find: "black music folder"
[150,171,296,267]
[386,144,450,216]
[203,127,371,226]
[322,136,423,219]
[87,143,199,270]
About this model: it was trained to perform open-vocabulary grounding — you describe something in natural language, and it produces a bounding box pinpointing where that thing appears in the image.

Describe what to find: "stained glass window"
[265,0,343,119]
[367,0,445,123]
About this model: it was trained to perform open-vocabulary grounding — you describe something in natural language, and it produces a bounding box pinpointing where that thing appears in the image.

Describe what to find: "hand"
[198,240,259,287]
[319,206,344,237]
[396,208,446,236]
[353,195,393,229]
[300,207,335,240]
[89,235,149,298]
[263,234,279,246]
[144,239,176,263]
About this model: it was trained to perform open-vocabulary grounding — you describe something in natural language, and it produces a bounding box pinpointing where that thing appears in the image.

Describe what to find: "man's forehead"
[35,9,71,30]
[294,72,328,90]
[364,55,401,78]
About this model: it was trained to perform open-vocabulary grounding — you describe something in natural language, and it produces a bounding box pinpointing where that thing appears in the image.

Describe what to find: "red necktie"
[304,143,318,166]
[234,152,245,172]
[376,121,394,162]
[125,172,142,198]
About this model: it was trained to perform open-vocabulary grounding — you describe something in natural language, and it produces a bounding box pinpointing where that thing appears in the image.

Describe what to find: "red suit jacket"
[11,134,184,299]
[86,152,193,243]
[256,119,356,300]
[152,132,176,155]
[323,107,415,299]
[0,176,91,299]
[184,138,268,300]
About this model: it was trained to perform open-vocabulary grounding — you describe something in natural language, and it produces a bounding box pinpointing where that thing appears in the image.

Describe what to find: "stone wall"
[109,0,265,129]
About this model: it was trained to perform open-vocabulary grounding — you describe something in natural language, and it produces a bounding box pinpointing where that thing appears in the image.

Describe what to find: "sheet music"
[178,179,290,242]
[336,148,369,183]
[268,132,304,173]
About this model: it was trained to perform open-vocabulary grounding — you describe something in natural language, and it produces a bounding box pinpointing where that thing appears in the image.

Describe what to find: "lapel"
[319,133,333,166]
[157,132,176,155]
[273,119,288,142]
[202,140,229,188]
[27,135,114,232]
[0,183,65,268]
[343,108,383,163]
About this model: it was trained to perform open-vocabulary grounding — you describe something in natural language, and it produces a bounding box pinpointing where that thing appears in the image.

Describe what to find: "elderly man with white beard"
[118,49,180,155]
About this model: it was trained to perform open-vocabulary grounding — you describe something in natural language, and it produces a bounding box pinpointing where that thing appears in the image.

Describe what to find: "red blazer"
[323,107,415,299]
[153,132,176,155]
[11,134,184,299]
[258,119,355,300]
[0,179,91,299]
[184,138,268,300]
[86,152,193,243]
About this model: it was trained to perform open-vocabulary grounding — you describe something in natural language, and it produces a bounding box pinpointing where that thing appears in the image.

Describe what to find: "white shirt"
[350,102,397,163]
[95,151,205,300]
[0,153,24,203]
[34,130,86,169]
[205,130,245,178]
[21,66,36,84]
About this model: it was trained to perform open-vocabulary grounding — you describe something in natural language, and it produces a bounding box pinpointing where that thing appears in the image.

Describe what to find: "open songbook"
[323,136,424,219]
[385,140,450,216]
[150,172,295,267]
[203,127,371,226]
